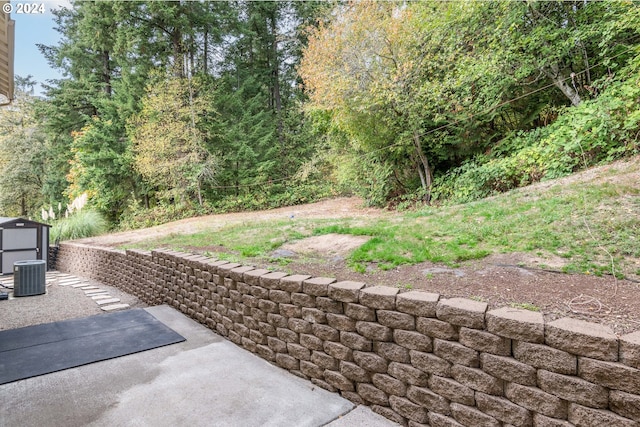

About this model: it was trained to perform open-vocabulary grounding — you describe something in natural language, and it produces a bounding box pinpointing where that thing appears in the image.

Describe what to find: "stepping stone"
[84,290,108,295]
[101,303,129,311]
[91,295,113,300]
[96,298,121,305]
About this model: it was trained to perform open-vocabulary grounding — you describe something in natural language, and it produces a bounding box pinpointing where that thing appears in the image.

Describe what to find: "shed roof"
[0,217,50,227]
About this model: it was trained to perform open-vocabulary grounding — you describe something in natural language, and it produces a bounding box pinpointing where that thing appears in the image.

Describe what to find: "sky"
[10,0,71,96]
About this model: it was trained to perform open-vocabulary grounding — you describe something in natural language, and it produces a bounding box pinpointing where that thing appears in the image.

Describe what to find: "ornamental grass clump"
[49,194,108,242]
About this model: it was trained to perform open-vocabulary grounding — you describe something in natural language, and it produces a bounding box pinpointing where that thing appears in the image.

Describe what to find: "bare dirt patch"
[78,197,388,247]
[279,234,370,257]
[259,250,639,336]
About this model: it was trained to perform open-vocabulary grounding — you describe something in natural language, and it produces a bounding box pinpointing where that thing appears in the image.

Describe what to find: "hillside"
[78,157,640,334]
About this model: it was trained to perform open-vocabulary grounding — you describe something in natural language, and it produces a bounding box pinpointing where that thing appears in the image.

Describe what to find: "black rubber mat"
[0,308,185,385]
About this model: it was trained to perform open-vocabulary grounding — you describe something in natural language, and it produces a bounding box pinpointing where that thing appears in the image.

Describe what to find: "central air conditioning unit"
[13,260,46,297]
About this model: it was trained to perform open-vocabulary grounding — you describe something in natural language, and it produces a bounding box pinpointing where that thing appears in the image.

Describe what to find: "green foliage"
[210,181,336,214]
[117,199,207,231]
[301,1,451,204]
[67,116,136,222]
[0,78,49,217]
[433,60,640,204]
[35,0,332,226]
[50,210,108,242]
[333,154,395,207]
[12,0,640,226]
[301,0,640,206]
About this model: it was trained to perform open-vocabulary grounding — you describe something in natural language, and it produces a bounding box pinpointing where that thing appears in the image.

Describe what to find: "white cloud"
[38,0,73,15]
[47,0,71,8]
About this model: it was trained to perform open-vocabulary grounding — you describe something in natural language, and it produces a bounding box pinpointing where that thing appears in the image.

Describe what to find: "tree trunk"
[102,50,111,96]
[196,180,203,206]
[203,28,208,75]
[543,63,582,107]
[415,159,427,192]
[527,3,582,107]
[412,130,433,204]
[189,33,195,77]
[269,13,284,151]
[172,31,184,78]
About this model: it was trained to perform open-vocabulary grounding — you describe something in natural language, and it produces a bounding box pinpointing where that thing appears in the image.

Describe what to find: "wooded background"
[1,1,638,228]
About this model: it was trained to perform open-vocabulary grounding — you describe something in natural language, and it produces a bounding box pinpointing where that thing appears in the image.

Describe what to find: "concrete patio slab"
[0,305,398,427]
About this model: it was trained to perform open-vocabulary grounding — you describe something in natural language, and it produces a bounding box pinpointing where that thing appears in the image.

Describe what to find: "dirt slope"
[78,197,389,247]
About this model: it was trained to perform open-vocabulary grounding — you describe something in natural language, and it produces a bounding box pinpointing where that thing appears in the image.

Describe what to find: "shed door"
[2,250,37,274]
[3,228,38,250]
[1,228,40,274]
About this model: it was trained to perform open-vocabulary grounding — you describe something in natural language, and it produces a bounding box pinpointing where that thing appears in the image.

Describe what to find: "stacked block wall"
[56,242,640,427]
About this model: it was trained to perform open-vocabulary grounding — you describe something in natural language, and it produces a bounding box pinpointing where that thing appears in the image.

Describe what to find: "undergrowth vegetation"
[117,182,336,230]
[432,58,640,205]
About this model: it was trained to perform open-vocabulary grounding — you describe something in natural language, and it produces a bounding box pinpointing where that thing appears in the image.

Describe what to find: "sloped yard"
[79,158,640,334]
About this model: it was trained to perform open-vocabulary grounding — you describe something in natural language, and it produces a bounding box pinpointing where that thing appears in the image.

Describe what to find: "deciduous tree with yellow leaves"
[129,73,218,207]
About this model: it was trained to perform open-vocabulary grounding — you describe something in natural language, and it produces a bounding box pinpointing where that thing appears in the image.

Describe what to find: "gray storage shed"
[0,217,50,275]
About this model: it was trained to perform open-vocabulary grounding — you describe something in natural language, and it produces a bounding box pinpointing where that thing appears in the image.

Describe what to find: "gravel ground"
[0,272,146,331]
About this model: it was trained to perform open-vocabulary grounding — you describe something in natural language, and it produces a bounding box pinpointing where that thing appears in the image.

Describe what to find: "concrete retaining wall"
[56,242,640,427]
